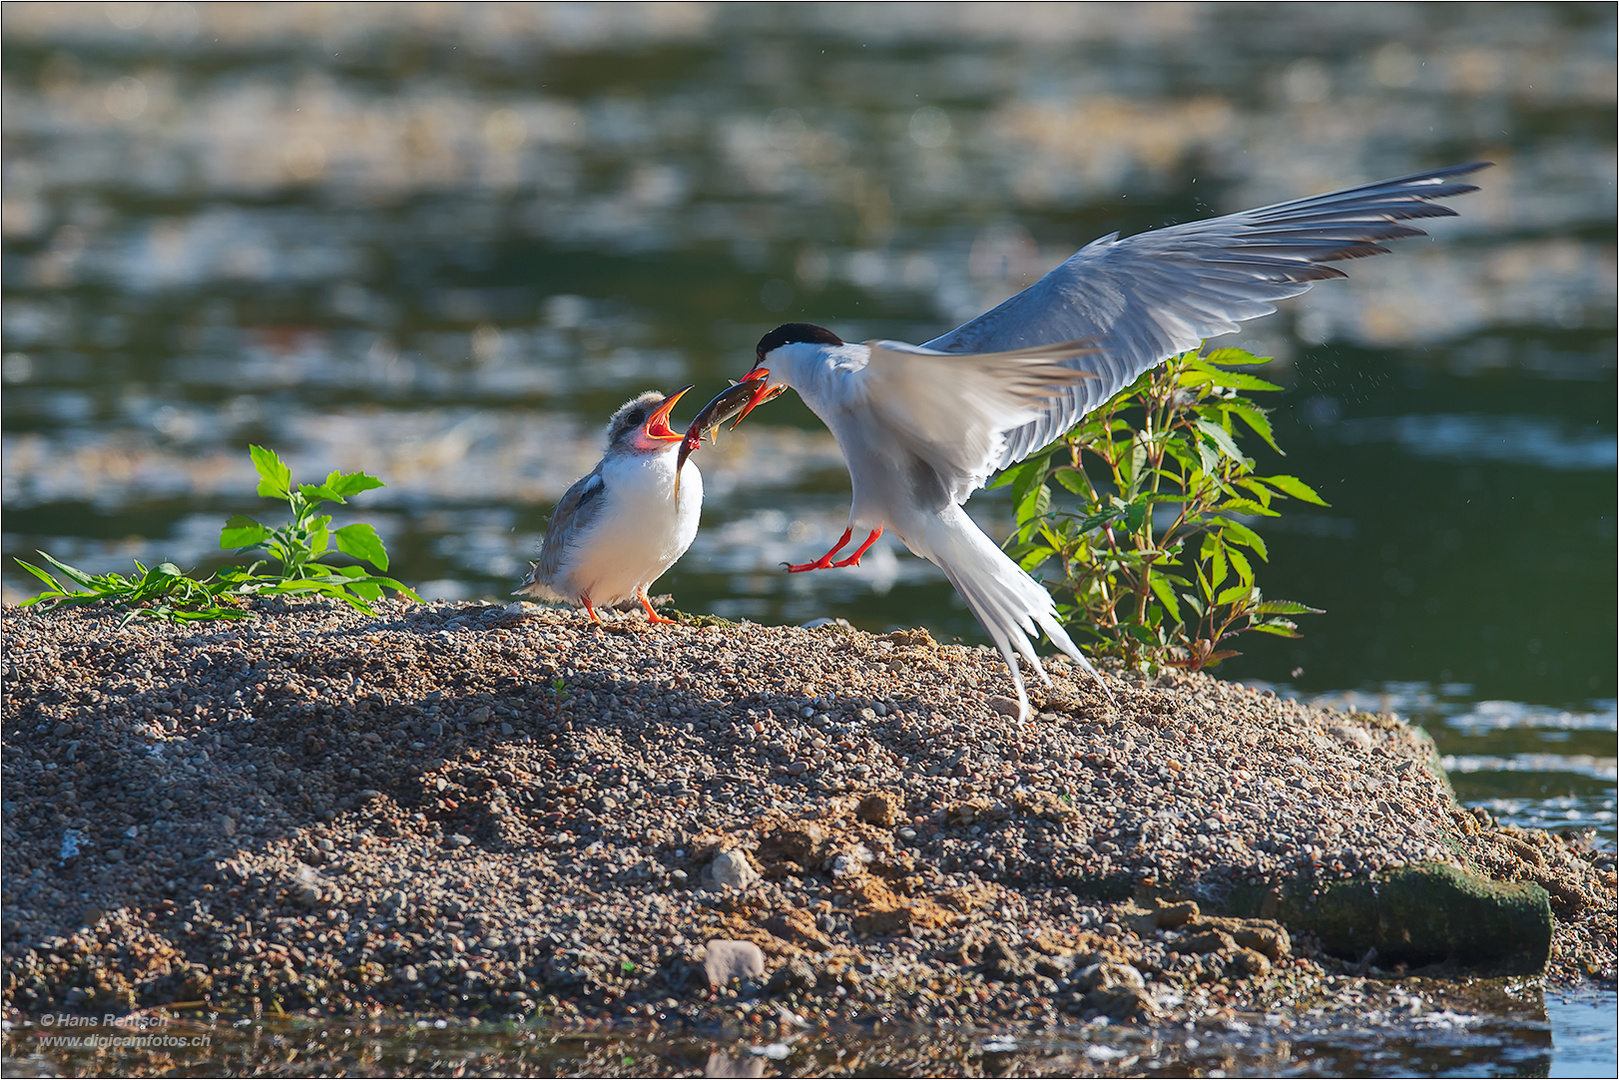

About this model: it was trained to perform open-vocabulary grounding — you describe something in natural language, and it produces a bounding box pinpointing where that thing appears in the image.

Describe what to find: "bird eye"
[626,410,644,425]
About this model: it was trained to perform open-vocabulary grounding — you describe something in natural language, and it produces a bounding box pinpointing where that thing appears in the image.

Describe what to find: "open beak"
[731,367,786,427]
[643,385,693,442]
[675,376,769,478]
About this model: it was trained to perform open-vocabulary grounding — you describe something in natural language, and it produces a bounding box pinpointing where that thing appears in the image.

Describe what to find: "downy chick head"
[606,387,693,455]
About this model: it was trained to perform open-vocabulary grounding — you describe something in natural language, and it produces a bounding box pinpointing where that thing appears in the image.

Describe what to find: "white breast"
[554,450,702,607]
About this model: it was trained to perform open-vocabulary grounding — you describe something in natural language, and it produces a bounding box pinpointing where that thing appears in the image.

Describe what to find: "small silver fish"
[674,377,776,480]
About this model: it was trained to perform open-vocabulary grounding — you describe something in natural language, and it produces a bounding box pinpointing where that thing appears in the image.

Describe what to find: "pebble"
[707,849,761,890]
[704,939,765,986]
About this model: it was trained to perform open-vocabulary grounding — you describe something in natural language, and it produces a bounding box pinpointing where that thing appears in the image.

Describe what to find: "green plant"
[219,445,410,610]
[996,345,1325,673]
[15,553,251,626]
[17,445,419,624]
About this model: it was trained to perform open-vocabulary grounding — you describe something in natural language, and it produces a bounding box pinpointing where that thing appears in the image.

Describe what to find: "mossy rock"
[1224,862,1552,975]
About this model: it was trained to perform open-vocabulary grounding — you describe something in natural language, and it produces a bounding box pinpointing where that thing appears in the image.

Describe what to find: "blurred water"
[3,985,1615,1077]
[2,4,1614,831]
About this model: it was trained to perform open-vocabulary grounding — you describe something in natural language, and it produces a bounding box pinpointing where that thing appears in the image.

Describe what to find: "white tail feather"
[914,505,1111,721]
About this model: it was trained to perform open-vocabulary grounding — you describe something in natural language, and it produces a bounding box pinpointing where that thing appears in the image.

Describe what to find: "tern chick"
[516,387,699,623]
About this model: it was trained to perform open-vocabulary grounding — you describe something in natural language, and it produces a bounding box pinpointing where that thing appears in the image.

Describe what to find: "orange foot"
[638,590,677,625]
[785,527,883,572]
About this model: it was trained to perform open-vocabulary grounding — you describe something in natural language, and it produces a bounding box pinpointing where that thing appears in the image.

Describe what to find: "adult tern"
[727,162,1489,720]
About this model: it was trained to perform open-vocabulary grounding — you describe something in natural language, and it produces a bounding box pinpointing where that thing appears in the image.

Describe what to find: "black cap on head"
[756,323,843,364]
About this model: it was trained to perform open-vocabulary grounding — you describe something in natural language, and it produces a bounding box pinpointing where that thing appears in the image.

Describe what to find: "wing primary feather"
[918,163,1489,471]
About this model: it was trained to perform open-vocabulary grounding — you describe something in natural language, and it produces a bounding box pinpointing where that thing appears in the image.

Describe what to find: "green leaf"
[1125,623,1160,646]
[1227,546,1254,585]
[1204,370,1283,393]
[1235,478,1274,509]
[1148,574,1182,625]
[1017,545,1054,572]
[1211,517,1269,561]
[14,558,64,591]
[1226,403,1282,453]
[220,515,272,550]
[1194,436,1219,477]
[1051,467,1089,495]
[333,523,389,571]
[250,445,292,498]
[1119,497,1149,535]
[1016,481,1051,530]
[1217,583,1254,606]
[1249,621,1302,638]
[1262,474,1330,506]
[1122,434,1149,497]
[1193,418,1248,466]
[298,483,346,505]
[345,580,383,602]
[1203,347,1271,367]
[1072,505,1125,533]
[37,552,100,590]
[990,455,1044,492]
[307,517,332,558]
[1201,532,1227,589]
[326,470,386,498]
[1218,497,1277,517]
[1253,599,1325,616]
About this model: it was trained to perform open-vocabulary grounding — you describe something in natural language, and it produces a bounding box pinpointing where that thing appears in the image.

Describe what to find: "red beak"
[732,368,784,428]
[644,385,692,442]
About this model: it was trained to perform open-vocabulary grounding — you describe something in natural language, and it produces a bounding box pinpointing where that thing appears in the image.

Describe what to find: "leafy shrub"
[995,346,1324,672]
[17,446,418,624]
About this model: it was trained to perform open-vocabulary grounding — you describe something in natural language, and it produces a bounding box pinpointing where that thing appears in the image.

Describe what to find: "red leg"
[830,528,883,568]
[580,595,600,622]
[638,588,676,625]
[785,527,853,573]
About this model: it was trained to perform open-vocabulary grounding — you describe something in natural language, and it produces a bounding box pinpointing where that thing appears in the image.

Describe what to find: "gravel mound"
[3,599,1612,1030]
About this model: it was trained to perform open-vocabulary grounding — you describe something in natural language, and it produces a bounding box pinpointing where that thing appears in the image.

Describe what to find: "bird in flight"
[516,387,700,624]
[721,163,1489,721]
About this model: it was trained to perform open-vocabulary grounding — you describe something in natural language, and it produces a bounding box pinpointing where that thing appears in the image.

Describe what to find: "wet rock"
[1228,947,1272,978]
[1224,863,1549,973]
[704,939,765,986]
[1075,961,1155,1019]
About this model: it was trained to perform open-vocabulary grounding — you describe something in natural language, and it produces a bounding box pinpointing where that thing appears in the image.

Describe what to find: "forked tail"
[916,504,1112,721]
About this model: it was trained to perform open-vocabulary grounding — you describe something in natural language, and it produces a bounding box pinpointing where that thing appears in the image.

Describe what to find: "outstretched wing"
[859,338,1096,504]
[922,162,1490,470]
